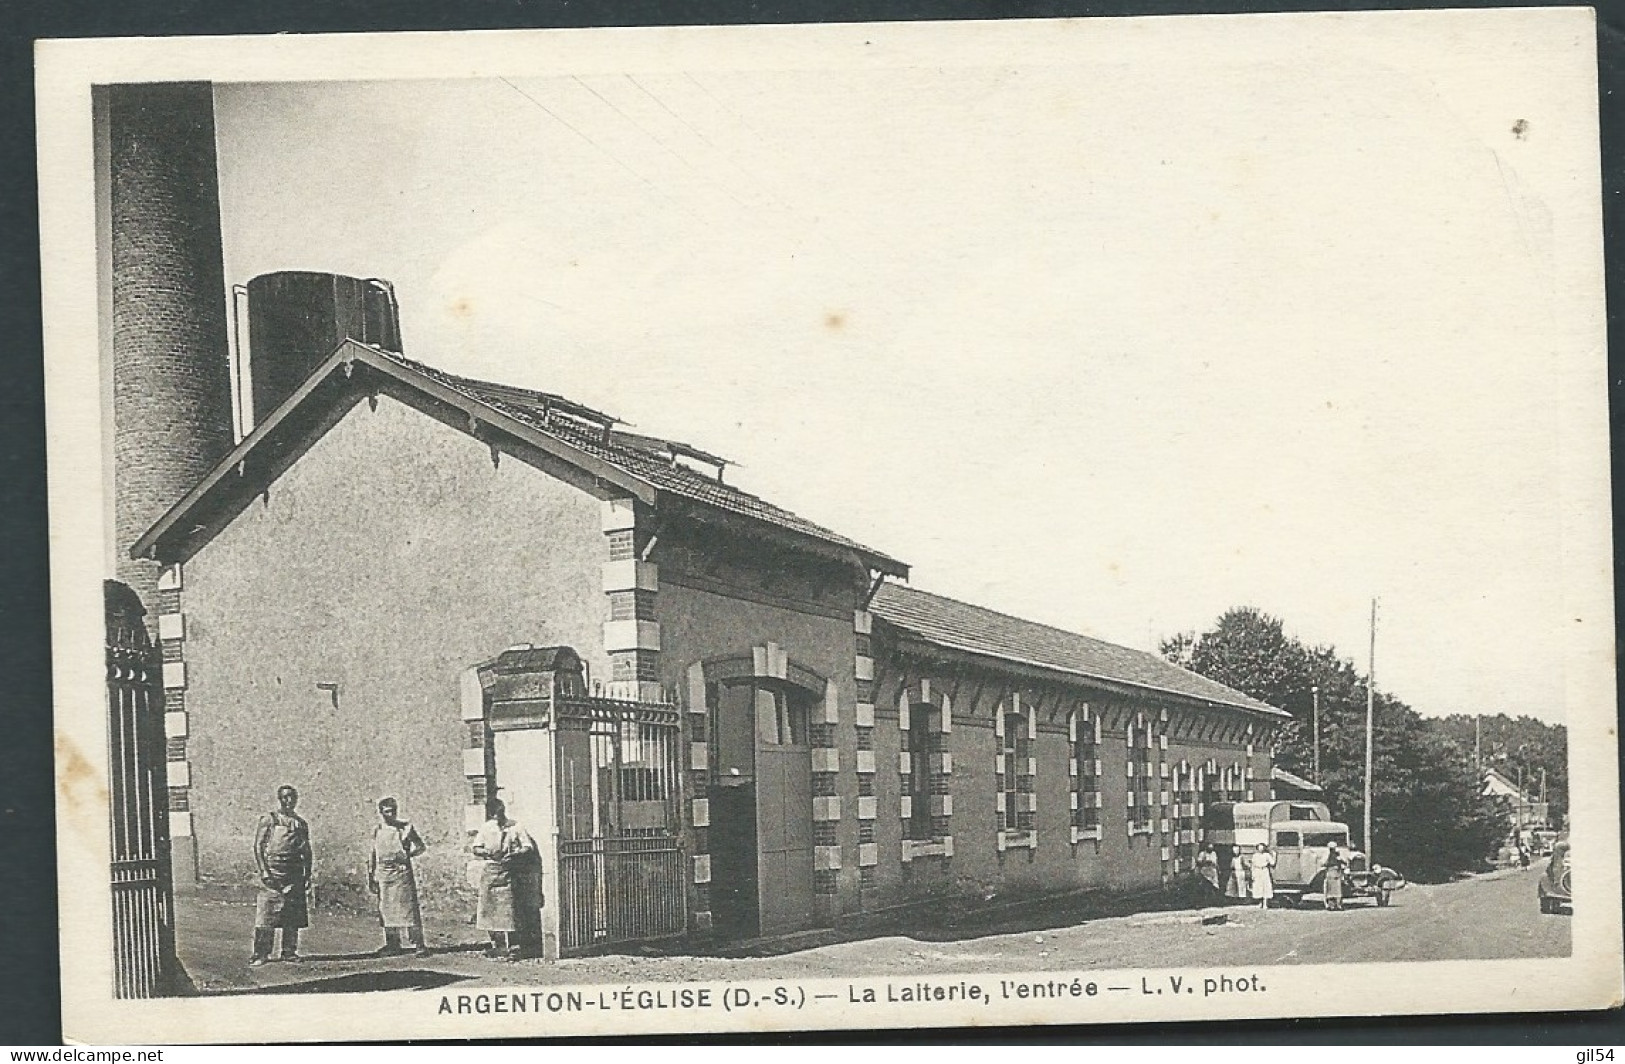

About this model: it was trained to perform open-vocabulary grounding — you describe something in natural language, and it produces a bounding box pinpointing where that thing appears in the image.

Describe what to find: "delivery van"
[1202,800,1405,907]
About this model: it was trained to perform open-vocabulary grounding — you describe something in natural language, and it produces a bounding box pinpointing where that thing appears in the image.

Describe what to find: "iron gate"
[105,580,177,998]
[554,695,686,953]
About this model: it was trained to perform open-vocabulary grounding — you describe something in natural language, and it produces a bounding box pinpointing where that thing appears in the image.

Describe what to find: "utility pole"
[1474,715,1481,776]
[1516,763,1525,839]
[1364,598,1376,863]
[1311,685,1321,784]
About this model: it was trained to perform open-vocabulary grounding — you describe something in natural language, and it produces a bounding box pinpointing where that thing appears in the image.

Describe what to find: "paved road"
[177,866,1568,993]
[714,864,1570,982]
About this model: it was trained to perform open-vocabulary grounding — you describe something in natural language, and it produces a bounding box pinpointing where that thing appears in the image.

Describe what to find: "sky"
[205,14,1607,725]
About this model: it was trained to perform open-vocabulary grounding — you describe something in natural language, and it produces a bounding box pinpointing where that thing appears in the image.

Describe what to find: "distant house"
[1482,766,1549,838]
[1270,766,1323,801]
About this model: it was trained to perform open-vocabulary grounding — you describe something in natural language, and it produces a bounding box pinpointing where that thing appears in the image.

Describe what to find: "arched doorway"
[703,657,821,938]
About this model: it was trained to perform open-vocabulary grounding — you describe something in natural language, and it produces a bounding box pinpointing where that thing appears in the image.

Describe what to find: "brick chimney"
[106,82,235,615]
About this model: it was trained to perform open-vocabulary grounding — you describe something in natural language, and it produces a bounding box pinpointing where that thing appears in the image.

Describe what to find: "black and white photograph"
[38,11,1621,1042]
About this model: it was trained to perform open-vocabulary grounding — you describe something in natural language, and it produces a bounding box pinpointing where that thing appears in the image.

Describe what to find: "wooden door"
[754,687,814,936]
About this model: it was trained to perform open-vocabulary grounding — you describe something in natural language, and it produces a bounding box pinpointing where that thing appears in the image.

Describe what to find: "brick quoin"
[108,82,235,615]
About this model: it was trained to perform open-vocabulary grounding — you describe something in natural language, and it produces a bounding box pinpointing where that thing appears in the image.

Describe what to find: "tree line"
[1161,607,1560,882]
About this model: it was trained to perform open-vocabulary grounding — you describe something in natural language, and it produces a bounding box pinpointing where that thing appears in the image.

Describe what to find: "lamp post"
[1311,684,1321,784]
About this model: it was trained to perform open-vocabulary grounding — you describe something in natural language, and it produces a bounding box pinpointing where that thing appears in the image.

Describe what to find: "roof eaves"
[882,621,1289,719]
[652,490,908,578]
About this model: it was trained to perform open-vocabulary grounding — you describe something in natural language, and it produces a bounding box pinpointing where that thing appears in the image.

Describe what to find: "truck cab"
[1203,800,1402,906]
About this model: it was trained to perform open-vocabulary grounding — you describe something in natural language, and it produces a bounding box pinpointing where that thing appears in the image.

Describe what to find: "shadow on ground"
[619,880,1235,960]
[290,943,491,964]
[215,969,471,995]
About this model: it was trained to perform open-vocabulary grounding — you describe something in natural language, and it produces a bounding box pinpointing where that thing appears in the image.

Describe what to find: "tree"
[1165,607,1506,881]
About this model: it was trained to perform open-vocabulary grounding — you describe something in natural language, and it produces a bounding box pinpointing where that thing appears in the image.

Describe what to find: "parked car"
[1203,800,1406,907]
[1537,837,1571,914]
[1530,828,1559,856]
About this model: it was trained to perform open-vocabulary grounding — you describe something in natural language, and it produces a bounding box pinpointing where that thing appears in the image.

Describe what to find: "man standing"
[471,799,538,960]
[251,785,312,966]
[368,797,429,956]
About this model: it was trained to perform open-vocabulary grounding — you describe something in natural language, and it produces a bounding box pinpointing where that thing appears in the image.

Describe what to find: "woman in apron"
[1224,844,1249,901]
[1196,843,1221,896]
[1249,843,1277,910]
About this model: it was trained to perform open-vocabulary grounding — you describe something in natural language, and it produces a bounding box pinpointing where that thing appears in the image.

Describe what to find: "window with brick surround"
[995,705,1034,839]
[1202,768,1223,818]
[1070,708,1101,836]
[1173,764,1200,871]
[902,703,938,841]
[1127,717,1154,832]
[999,712,1023,831]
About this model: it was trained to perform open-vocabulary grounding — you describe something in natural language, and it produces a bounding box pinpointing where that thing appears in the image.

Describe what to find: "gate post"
[535,715,562,964]
[105,580,178,998]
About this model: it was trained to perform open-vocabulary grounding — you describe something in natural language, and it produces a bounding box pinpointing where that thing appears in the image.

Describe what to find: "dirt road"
[177,865,1567,995]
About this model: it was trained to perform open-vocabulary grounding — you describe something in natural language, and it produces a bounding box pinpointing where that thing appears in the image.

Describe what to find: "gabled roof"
[1481,767,1530,799]
[871,582,1287,718]
[1271,766,1323,793]
[131,342,907,575]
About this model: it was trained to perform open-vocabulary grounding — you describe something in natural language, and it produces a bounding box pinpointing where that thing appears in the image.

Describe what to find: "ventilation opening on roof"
[609,429,731,483]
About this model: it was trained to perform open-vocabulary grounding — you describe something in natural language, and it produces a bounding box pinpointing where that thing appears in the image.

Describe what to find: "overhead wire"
[569,75,751,210]
[497,76,707,228]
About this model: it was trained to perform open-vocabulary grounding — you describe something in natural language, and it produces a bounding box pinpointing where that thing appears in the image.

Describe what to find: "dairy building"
[105,82,1287,960]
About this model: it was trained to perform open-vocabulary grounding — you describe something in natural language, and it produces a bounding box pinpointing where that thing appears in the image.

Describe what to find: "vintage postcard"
[39,11,1621,1044]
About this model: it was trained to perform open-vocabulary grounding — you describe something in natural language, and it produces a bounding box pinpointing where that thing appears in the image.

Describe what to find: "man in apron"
[471,799,538,960]
[368,797,429,956]
[250,785,312,966]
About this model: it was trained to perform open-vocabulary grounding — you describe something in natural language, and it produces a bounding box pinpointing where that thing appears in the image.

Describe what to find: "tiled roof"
[871,583,1286,717]
[378,352,906,573]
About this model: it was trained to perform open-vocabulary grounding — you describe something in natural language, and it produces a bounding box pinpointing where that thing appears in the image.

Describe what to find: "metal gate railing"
[555,695,686,953]
[105,580,177,998]
[558,835,687,951]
